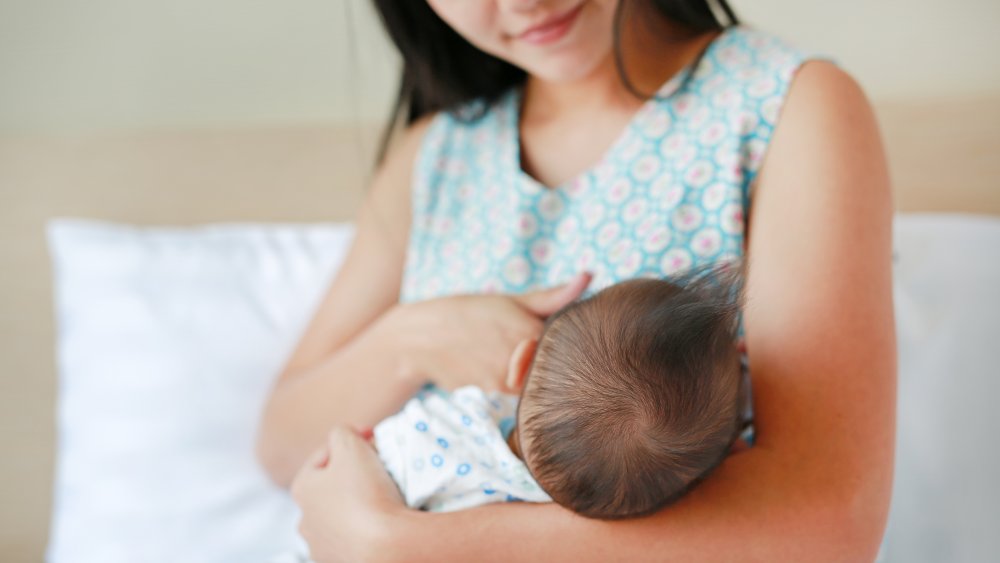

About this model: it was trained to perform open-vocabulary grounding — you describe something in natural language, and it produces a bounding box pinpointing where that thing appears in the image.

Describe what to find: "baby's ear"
[505,338,538,392]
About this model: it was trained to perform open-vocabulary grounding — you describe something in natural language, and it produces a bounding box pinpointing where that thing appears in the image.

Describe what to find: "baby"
[372,262,749,519]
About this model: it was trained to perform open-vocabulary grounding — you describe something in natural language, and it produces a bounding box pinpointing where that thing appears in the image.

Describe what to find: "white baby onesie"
[373,384,551,512]
[267,385,552,562]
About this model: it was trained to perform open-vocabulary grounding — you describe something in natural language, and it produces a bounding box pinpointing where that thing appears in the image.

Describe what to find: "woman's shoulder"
[365,114,439,218]
[427,90,517,139]
[767,59,876,152]
[717,23,867,136]
[378,114,439,185]
[747,54,885,211]
[689,24,836,106]
[720,25,831,71]
[410,89,517,177]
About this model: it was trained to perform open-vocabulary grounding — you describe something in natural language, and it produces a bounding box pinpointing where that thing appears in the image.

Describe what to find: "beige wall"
[2,0,999,135]
[739,0,1000,101]
[0,0,399,133]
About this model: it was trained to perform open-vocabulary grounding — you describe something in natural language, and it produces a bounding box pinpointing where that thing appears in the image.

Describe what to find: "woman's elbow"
[809,475,892,561]
[255,437,285,489]
[254,403,298,489]
[843,483,892,561]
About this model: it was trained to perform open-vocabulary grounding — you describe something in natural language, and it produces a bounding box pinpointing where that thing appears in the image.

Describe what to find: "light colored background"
[2,0,1000,133]
[2,0,999,560]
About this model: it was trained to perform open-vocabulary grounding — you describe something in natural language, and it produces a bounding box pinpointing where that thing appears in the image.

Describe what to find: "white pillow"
[885,213,1000,562]
[45,214,1000,562]
[46,219,355,563]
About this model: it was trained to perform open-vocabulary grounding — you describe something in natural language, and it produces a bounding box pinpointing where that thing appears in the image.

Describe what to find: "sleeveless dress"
[400,24,831,306]
[398,24,832,449]
[385,25,890,559]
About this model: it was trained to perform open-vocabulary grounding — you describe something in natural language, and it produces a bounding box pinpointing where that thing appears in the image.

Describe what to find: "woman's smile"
[513,2,585,46]
[427,0,618,82]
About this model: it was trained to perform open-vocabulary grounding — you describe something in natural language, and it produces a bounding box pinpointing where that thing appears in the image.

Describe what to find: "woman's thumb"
[513,271,593,317]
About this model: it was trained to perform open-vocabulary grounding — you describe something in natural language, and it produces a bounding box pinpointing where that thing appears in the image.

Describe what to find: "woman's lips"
[516,4,584,46]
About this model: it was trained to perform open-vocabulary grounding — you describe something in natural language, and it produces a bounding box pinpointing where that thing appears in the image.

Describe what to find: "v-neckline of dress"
[508,25,737,194]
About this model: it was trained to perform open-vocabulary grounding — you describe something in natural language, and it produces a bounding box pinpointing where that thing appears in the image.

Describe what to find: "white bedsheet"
[883,213,1000,562]
[45,213,1000,562]
[45,220,349,563]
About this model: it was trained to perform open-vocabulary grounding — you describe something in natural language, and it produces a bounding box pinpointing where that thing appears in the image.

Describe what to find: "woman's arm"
[381,61,896,561]
[256,117,434,488]
[257,115,593,489]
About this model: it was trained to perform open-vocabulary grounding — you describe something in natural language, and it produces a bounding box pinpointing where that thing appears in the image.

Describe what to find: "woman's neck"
[521,27,724,122]
[521,53,636,123]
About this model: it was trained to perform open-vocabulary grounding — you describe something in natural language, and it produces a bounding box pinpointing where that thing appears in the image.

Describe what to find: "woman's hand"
[383,272,592,393]
[290,425,406,563]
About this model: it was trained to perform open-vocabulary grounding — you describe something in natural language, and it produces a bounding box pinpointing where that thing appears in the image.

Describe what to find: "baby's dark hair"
[517,262,747,520]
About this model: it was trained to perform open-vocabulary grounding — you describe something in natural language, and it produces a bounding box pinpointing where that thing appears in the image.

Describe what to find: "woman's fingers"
[303,442,330,469]
[327,424,379,455]
[298,426,369,482]
[290,447,325,503]
[512,271,592,317]
[326,424,360,448]
[290,422,407,562]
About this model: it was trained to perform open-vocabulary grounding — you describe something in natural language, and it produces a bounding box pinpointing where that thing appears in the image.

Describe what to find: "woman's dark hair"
[369,0,740,165]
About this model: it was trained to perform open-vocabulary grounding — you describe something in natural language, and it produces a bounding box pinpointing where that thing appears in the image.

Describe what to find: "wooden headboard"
[879,96,1000,215]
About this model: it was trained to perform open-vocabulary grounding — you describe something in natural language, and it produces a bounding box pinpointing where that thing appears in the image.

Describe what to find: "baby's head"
[507,264,746,520]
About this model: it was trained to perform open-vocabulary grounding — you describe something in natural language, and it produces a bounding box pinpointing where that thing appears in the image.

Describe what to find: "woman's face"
[425,0,620,82]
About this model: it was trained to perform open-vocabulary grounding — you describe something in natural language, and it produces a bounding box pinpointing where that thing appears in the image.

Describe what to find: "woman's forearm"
[256,306,423,488]
[385,444,883,562]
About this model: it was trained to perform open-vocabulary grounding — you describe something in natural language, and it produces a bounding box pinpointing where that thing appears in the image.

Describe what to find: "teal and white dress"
[274,25,881,563]
[386,22,836,511]
[401,25,829,305]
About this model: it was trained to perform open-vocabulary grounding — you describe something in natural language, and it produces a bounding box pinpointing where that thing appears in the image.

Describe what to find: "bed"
[1,97,998,561]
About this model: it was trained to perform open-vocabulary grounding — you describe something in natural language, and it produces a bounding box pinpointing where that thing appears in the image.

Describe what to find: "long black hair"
[370,1,739,165]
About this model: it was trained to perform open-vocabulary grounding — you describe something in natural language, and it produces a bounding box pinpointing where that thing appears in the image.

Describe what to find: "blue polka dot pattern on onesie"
[372,385,554,513]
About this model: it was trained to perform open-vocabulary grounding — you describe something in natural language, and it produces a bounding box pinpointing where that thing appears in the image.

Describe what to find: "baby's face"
[505,423,524,461]
[504,332,550,465]
[507,380,546,468]
[505,379,533,462]
[505,337,554,467]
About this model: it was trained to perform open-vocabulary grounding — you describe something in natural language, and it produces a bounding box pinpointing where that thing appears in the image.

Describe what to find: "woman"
[257,1,896,560]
